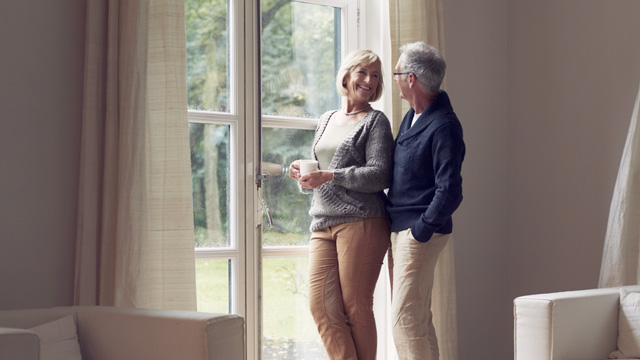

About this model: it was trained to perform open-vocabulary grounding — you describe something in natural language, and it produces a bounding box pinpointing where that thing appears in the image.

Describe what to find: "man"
[386,42,465,359]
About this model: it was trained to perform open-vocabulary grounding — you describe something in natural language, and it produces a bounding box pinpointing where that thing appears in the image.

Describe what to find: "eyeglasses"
[393,72,411,77]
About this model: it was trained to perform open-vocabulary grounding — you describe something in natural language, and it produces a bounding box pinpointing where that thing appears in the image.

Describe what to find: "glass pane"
[196,259,231,313]
[262,127,315,246]
[190,123,231,248]
[261,1,341,118]
[185,0,230,112]
[263,257,327,359]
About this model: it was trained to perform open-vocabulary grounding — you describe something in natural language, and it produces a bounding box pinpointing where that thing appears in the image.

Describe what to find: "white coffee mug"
[299,160,318,176]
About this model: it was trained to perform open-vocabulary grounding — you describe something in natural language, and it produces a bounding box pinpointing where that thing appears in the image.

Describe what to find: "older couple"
[289,42,466,360]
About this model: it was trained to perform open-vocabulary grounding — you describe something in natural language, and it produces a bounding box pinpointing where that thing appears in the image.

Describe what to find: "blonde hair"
[335,50,384,102]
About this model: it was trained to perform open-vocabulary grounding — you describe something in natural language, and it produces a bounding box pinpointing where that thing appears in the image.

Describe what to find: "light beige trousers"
[308,217,390,360]
[388,230,450,360]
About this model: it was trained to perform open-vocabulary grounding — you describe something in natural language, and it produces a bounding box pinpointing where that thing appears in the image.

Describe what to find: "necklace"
[344,104,371,116]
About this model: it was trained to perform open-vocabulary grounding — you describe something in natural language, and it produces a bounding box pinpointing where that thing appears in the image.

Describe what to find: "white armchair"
[0,306,245,360]
[514,285,640,360]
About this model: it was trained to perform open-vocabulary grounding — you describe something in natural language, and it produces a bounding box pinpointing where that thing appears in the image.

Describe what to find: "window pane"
[262,127,314,246]
[261,1,341,118]
[196,259,231,313]
[185,0,230,112]
[263,257,327,359]
[190,123,231,248]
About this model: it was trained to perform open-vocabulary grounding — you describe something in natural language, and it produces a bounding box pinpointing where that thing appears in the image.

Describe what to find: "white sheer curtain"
[387,1,458,360]
[599,84,640,288]
[74,0,197,310]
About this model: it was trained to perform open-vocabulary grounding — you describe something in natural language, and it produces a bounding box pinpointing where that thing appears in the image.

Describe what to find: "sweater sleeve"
[411,122,465,242]
[331,112,394,193]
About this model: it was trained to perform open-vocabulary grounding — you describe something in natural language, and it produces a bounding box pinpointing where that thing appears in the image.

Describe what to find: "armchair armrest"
[0,327,39,360]
[514,287,625,360]
[70,306,244,360]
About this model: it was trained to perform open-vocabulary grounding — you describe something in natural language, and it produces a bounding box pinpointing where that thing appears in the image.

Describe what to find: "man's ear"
[407,74,416,88]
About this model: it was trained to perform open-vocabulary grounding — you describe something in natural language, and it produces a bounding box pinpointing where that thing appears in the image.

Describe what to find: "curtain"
[74,0,197,310]
[599,84,640,288]
[388,1,458,360]
[389,0,445,135]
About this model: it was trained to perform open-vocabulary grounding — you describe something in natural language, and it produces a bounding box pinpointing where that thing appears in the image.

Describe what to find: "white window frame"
[189,0,246,318]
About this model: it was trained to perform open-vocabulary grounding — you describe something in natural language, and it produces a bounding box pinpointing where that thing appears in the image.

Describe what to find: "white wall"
[0,0,85,309]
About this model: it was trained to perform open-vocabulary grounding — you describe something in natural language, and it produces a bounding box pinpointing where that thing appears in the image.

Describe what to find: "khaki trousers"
[308,217,390,360]
[388,230,450,360]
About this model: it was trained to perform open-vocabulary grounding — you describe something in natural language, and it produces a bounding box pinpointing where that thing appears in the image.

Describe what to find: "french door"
[186,0,357,359]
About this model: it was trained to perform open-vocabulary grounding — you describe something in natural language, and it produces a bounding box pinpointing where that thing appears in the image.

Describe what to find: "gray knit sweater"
[305,109,394,231]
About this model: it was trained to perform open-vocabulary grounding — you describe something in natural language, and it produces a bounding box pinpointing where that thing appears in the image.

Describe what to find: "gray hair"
[399,42,446,93]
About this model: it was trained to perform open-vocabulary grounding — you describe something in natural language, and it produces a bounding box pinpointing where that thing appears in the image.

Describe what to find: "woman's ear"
[342,75,348,87]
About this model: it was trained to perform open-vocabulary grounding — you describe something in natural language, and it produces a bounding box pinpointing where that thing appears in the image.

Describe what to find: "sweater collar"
[398,90,453,139]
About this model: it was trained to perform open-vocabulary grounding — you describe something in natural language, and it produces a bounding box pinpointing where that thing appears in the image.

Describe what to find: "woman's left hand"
[299,170,333,189]
[288,160,301,180]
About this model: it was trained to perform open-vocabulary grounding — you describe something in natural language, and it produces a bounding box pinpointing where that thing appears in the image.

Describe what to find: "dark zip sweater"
[386,90,465,242]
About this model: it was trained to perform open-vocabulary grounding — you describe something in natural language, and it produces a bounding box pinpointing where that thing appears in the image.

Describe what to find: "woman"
[289,50,394,360]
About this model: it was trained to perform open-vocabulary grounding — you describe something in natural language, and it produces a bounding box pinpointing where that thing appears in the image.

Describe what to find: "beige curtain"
[388,1,458,360]
[389,0,445,135]
[74,0,197,310]
[599,84,640,288]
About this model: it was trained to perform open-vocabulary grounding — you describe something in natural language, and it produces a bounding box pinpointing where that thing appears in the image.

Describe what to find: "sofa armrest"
[69,306,244,360]
[0,327,39,360]
[513,287,626,360]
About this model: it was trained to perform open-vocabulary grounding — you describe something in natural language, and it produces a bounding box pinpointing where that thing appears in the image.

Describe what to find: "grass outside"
[195,258,230,314]
[195,232,327,359]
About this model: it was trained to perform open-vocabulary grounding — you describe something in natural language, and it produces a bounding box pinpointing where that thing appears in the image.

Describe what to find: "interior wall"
[506,1,640,358]
[443,0,510,358]
[507,1,640,298]
[0,1,85,309]
[445,0,640,358]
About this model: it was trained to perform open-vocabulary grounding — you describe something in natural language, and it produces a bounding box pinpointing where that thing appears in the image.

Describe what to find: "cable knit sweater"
[305,109,394,232]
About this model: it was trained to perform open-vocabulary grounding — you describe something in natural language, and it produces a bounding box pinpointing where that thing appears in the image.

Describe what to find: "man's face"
[394,55,409,100]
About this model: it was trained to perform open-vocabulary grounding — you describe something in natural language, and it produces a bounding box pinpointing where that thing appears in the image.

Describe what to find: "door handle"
[256,162,285,184]
[261,162,286,177]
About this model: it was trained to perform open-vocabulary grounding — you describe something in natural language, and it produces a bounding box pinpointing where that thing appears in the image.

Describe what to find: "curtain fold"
[388,1,458,359]
[74,0,197,310]
[599,83,640,288]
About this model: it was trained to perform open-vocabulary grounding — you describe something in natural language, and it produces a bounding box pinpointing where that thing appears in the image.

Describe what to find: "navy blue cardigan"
[386,90,465,242]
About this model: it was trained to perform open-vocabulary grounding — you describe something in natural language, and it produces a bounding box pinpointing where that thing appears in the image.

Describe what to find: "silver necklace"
[344,104,371,116]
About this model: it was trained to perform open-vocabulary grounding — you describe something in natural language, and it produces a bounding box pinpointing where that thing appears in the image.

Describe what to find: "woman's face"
[344,61,381,103]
